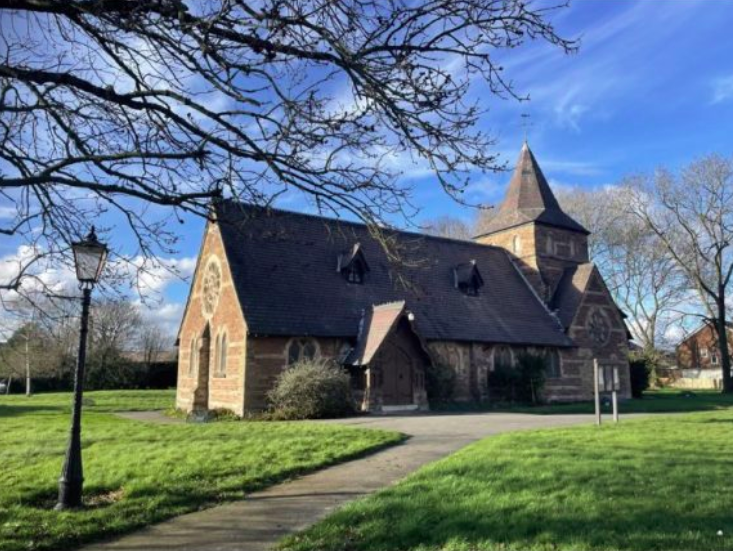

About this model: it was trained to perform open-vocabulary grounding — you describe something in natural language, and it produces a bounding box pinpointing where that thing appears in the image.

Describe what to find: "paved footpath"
[85,412,602,551]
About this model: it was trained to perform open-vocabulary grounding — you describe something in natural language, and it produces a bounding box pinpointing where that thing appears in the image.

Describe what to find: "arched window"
[494,346,513,371]
[189,338,198,377]
[287,338,319,366]
[512,235,521,254]
[545,349,561,379]
[219,333,228,376]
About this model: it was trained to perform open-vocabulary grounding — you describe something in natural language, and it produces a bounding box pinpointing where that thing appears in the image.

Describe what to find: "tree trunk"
[6,376,11,395]
[716,290,732,393]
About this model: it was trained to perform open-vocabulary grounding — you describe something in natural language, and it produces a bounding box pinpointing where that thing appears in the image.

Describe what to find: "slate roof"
[550,263,596,329]
[215,200,573,347]
[477,143,589,237]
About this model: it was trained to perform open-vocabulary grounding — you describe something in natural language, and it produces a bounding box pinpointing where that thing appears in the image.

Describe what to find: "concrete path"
[84,412,600,551]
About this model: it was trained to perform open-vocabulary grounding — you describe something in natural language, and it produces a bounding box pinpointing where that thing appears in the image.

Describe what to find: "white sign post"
[593,358,601,426]
[594,359,620,425]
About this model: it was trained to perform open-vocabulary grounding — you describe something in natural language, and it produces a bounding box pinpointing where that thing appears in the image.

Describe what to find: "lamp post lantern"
[55,227,107,510]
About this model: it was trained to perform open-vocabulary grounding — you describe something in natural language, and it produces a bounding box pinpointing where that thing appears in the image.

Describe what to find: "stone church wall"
[176,222,248,416]
[244,336,346,411]
[561,271,631,401]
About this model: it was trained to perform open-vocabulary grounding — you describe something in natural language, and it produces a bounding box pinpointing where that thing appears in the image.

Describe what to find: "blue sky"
[4,0,733,337]
[157,0,733,331]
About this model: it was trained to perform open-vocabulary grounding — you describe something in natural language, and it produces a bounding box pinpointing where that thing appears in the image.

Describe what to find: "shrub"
[488,352,546,404]
[425,362,456,405]
[268,359,355,420]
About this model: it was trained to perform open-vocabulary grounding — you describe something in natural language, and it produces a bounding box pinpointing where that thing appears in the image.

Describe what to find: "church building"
[176,144,631,415]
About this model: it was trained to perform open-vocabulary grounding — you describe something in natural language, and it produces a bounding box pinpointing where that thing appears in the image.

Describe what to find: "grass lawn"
[282,408,733,551]
[437,388,733,415]
[0,390,402,551]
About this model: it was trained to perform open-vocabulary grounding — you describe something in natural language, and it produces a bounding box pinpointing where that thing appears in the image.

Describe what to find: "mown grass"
[0,391,402,551]
[282,408,733,551]
[436,388,733,415]
[0,389,176,415]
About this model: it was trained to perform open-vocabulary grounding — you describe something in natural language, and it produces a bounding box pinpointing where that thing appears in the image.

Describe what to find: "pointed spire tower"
[475,143,590,301]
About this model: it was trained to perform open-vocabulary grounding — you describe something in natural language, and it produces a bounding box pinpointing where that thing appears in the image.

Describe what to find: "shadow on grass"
[431,390,733,416]
[0,404,67,417]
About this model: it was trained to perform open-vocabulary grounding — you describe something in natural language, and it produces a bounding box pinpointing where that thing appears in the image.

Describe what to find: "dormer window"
[338,243,370,284]
[454,260,484,296]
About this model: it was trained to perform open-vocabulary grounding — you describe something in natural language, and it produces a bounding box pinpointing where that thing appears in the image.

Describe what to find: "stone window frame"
[214,330,228,378]
[512,235,521,254]
[188,337,198,378]
[493,345,513,371]
[587,307,611,347]
[545,348,562,379]
[285,337,321,366]
[201,255,223,319]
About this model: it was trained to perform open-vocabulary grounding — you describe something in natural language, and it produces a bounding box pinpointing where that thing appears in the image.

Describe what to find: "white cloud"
[117,255,197,296]
[711,75,733,104]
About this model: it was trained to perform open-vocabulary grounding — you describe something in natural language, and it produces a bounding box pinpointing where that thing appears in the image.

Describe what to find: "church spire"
[478,143,589,236]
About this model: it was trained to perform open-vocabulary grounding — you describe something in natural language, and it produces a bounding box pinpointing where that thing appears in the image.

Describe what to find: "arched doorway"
[193,324,211,410]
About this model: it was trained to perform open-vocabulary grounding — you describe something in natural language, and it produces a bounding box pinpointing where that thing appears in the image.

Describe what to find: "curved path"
[86,412,605,551]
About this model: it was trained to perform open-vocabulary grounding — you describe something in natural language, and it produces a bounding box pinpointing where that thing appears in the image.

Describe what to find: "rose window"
[588,309,610,345]
[201,260,222,316]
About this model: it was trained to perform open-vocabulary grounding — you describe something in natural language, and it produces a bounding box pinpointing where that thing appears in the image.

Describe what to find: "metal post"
[56,286,92,510]
[612,366,619,423]
[593,358,601,426]
[25,332,31,397]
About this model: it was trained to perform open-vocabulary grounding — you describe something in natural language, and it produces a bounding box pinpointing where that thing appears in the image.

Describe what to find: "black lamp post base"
[55,477,84,510]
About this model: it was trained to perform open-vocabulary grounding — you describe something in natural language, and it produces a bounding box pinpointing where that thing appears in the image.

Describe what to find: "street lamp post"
[55,227,108,511]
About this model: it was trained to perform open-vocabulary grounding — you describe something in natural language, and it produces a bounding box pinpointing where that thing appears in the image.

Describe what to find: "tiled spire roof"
[478,143,589,236]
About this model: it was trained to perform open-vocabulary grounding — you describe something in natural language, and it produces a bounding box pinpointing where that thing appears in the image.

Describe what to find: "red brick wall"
[677,325,733,369]
[244,336,346,410]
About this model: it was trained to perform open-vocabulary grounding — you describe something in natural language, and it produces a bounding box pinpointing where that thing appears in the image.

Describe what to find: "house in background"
[175,144,631,415]
[674,321,733,389]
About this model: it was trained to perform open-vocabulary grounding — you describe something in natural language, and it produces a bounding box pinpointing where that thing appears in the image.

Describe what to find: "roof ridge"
[218,199,503,250]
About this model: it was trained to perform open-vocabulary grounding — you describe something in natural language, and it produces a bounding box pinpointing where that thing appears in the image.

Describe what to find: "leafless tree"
[421,215,473,240]
[627,154,733,391]
[0,0,575,304]
[137,320,170,369]
[557,187,687,353]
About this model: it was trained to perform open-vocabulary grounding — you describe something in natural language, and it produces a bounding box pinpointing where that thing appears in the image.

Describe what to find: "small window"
[338,244,370,285]
[454,261,484,297]
[546,235,553,254]
[494,346,513,371]
[287,338,319,366]
[345,264,365,284]
[513,235,521,254]
[711,351,719,365]
[215,333,228,377]
[189,338,198,377]
[545,349,561,379]
[701,348,709,358]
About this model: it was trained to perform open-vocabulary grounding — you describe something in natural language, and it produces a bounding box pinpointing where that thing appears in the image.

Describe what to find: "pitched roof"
[477,143,589,236]
[550,263,596,329]
[345,301,407,366]
[215,201,573,347]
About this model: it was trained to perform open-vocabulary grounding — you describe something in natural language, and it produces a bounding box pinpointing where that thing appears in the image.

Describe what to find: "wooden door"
[379,342,414,406]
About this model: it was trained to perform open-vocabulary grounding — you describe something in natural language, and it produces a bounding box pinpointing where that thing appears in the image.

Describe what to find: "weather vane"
[520,113,534,143]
